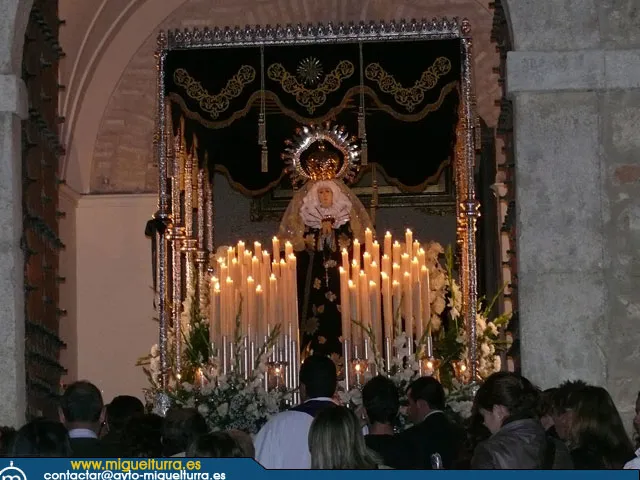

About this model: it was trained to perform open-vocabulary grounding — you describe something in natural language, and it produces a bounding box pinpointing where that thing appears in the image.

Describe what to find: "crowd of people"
[1,354,638,470]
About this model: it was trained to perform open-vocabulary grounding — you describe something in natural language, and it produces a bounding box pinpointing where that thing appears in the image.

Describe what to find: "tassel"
[258,114,266,145]
[358,110,367,165]
[361,140,368,166]
[261,145,268,173]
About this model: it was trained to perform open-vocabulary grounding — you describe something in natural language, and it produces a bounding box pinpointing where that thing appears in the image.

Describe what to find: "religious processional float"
[138,21,511,433]
[138,121,511,433]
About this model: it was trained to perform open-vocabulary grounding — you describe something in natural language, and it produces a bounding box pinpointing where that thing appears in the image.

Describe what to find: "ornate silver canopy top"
[163,18,471,50]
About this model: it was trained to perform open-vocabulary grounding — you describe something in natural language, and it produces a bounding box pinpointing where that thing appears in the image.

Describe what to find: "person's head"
[162,407,208,456]
[11,419,72,457]
[121,414,163,458]
[187,432,244,458]
[362,376,399,426]
[406,376,445,424]
[538,388,557,431]
[563,385,634,466]
[0,427,16,456]
[59,381,105,432]
[474,372,539,434]
[106,396,144,434]
[550,379,588,440]
[308,405,380,469]
[227,429,255,458]
[299,354,337,401]
[317,184,333,208]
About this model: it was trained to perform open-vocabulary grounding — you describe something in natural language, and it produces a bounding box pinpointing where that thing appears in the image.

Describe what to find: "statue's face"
[317,186,333,208]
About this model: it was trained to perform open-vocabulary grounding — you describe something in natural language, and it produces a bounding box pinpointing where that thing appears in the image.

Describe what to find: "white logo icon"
[0,462,27,480]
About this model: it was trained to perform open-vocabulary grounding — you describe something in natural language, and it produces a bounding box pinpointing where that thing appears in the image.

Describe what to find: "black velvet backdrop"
[165,38,461,196]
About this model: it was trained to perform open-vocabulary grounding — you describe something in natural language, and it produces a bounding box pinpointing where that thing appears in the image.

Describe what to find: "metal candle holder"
[267,360,287,390]
[351,358,368,387]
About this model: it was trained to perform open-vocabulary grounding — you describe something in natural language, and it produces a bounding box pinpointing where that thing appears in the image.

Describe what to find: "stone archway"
[0,0,33,427]
[75,0,640,420]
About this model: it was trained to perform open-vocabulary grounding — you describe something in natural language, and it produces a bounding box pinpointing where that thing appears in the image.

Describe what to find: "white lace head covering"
[278,179,373,251]
[299,180,352,229]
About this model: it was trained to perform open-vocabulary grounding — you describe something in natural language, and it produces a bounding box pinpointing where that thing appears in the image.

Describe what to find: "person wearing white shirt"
[624,449,640,469]
[254,354,337,469]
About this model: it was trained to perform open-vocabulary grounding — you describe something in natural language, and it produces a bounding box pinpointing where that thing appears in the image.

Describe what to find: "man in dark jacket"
[397,376,462,469]
[59,381,115,457]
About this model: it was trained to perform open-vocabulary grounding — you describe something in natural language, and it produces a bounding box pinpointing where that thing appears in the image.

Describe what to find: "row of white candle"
[208,240,299,349]
[339,228,432,358]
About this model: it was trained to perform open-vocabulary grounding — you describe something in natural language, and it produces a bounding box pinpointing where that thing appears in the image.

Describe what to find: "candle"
[342,249,349,271]
[272,237,280,263]
[256,284,265,340]
[268,274,277,334]
[272,260,280,278]
[284,241,293,257]
[413,240,420,258]
[417,248,426,270]
[392,241,401,266]
[288,254,299,343]
[254,241,262,260]
[364,228,373,253]
[405,229,413,257]
[351,259,359,286]
[209,280,219,345]
[421,266,431,334]
[220,277,227,338]
[280,259,289,331]
[370,280,382,355]
[392,280,401,336]
[225,276,234,337]
[382,273,393,340]
[403,272,413,339]
[370,261,380,285]
[392,263,401,284]
[353,239,361,265]
[359,271,370,339]
[349,280,358,349]
[261,251,271,304]
[252,256,261,283]
[339,267,350,345]
[401,254,410,276]
[411,258,420,281]
[369,280,378,336]
[237,241,245,260]
[363,252,371,277]
[231,258,239,285]
[227,247,235,269]
[412,280,422,344]
[384,231,392,258]
[220,263,229,286]
[381,254,391,279]
[246,276,255,336]
[261,250,271,271]
[372,241,380,266]
[242,251,251,290]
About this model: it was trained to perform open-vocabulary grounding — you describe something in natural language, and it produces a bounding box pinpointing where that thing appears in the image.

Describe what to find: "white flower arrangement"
[170,343,291,433]
[138,271,293,433]
[336,242,511,426]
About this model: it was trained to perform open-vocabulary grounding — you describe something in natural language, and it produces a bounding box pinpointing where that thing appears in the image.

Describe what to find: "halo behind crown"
[282,122,360,185]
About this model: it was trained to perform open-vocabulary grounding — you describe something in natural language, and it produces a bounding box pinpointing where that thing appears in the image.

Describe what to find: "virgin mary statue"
[278,124,373,356]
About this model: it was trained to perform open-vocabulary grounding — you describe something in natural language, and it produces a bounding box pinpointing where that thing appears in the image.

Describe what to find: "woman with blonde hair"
[309,405,382,469]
